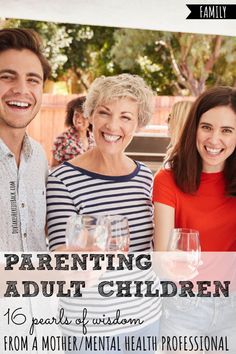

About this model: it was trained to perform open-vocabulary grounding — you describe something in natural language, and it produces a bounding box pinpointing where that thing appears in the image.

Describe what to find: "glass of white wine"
[167,228,201,280]
[65,214,110,251]
[106,215,130,252]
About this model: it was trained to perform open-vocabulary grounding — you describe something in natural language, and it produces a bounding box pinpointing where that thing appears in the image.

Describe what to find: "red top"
[153,169,236,251]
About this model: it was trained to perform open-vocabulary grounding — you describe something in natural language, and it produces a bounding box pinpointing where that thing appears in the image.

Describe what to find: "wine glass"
[106,215,130,252]
[167,228,201,279]
[65,214,110,250]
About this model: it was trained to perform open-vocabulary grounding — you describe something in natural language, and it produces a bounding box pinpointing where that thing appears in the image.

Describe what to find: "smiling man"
[0,28,51,251]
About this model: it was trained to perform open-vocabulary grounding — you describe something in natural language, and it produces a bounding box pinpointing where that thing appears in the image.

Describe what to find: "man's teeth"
[103,133,120,142]
[205,147,222,155]
[7,101,30,108]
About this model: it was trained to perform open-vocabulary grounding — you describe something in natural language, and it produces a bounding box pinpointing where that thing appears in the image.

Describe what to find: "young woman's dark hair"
[0,28,51,81]
[65,96,92,133]
[168,86,236,196]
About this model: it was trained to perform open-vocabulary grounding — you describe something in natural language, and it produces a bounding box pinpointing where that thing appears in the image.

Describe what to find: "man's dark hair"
[0,28,51,81]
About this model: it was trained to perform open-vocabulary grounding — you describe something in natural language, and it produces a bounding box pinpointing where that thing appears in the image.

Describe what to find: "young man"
[0,28,51,251]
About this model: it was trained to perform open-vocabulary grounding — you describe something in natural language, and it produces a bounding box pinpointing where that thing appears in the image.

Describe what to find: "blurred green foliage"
[2,18,235,95]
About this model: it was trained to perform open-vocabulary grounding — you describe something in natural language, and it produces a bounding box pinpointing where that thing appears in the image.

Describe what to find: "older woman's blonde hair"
[83,74,155,127]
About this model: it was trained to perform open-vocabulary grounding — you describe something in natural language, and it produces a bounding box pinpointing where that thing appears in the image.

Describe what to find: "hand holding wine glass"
[64,214,130,287]
[65,214,110,251]
[166,228,201,280]
[106,215,130,252]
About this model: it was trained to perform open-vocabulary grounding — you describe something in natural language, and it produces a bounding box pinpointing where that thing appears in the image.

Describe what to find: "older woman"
[47,74,155,252]
[47,74,161,354]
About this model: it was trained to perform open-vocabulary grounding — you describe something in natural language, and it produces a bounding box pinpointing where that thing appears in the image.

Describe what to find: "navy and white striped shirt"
[47,161,154,252]
[46,161,161,336]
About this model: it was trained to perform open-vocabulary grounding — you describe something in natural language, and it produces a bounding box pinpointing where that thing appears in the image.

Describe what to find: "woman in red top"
[153,87,236,353]
[153,86,236,251]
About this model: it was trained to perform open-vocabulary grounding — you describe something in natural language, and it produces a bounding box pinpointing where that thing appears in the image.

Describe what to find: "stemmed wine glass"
[65,214,110,250]
[106,215,130,252]
[65,214,130,252]
[65,214,130,289]
[167,228,201,279]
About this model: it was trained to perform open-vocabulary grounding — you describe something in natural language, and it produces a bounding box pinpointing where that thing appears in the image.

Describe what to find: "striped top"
[47,161,154,252]
[46,161,161,335]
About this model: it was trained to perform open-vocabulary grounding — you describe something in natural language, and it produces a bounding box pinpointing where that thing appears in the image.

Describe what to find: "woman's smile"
[90,98,139,156]
[196,106,236,172]
[102,132,121,143]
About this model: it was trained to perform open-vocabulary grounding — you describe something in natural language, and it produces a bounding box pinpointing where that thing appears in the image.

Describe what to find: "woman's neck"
[79,130,87,139]
[71,148,136,176]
